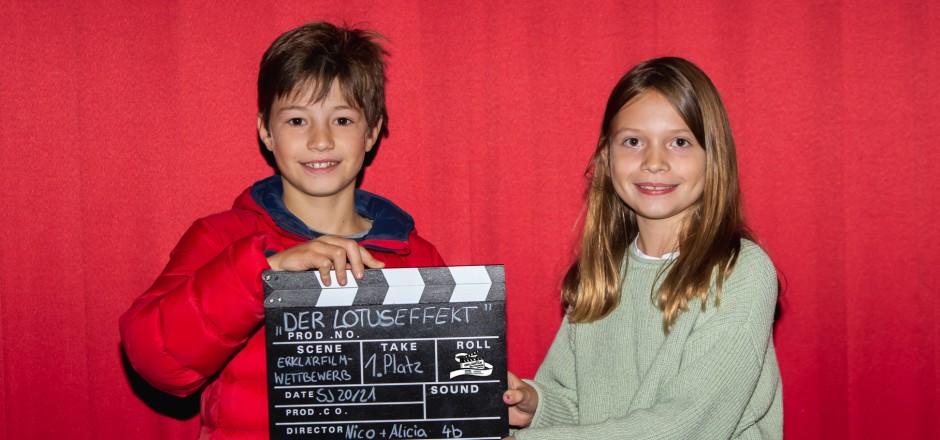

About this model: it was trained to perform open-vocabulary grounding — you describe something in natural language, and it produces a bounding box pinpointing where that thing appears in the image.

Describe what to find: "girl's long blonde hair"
[562,57,751,332]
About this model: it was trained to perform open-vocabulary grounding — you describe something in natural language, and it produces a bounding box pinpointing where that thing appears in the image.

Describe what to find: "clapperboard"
[263,265,508,440]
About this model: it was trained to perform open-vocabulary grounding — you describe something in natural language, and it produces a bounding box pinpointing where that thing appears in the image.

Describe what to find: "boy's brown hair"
[257,22,388,134]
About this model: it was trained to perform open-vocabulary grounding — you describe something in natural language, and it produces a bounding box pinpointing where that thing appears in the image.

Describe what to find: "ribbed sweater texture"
[515,240,782,439]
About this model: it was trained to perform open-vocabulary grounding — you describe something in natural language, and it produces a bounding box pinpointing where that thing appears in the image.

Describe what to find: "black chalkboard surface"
[263,265,508,440]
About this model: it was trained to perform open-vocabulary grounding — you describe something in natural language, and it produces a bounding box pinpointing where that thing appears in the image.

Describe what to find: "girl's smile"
[634,182,678,195]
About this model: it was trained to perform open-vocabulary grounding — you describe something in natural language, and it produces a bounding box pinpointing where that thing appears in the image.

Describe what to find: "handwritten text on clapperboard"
[263,265,508,440]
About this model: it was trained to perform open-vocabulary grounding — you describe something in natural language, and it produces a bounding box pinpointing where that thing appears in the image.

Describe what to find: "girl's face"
[607,90,706,236]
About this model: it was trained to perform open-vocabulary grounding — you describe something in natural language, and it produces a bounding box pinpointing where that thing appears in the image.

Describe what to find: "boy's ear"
[365,117,384,152]
[257,114,273,151]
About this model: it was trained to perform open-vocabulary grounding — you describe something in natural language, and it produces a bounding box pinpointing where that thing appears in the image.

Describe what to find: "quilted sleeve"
[119,218,272,397]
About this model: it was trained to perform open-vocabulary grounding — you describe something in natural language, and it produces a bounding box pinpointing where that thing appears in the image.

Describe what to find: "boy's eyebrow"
[275,104,358,112]
[276,105,309,112]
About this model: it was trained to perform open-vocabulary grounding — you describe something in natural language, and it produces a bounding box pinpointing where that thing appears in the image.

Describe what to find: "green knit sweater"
[515,240,782,439]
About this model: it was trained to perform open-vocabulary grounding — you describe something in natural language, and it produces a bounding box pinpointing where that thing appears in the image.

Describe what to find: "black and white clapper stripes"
[263,265,505,307]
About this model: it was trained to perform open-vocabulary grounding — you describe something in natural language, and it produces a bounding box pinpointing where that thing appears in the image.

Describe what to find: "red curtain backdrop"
[1,1,937,438]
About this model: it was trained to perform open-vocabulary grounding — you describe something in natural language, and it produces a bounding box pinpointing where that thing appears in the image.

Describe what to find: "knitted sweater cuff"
[525,378,579,429]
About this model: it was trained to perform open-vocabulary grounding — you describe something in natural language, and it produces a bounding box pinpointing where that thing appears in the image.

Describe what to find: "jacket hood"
[234,176,415,253]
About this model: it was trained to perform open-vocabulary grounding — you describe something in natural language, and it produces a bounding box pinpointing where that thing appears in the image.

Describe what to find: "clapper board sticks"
[263,265,508,440]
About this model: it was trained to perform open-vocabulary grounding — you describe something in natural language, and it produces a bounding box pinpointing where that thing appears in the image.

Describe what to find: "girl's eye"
[673,138,692,148]
[335,117,354,126]
[623,137,641,147]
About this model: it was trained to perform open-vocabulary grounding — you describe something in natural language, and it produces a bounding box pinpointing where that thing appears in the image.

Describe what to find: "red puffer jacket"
[120,176,445,439]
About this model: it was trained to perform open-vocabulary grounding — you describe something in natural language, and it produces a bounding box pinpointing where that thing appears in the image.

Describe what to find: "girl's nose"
[641,146,668,173]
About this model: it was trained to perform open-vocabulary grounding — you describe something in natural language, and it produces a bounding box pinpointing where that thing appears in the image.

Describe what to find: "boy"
[120,22,444,439]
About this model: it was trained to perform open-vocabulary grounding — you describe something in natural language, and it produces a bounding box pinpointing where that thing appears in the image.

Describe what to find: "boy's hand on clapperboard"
[266,235,385,286]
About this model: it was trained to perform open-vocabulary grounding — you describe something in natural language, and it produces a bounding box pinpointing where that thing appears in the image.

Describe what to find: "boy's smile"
[304,161,339,170]
[258,81,381,233]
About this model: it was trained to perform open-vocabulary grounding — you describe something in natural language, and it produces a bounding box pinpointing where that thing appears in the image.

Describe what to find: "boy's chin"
[285,179,358,201]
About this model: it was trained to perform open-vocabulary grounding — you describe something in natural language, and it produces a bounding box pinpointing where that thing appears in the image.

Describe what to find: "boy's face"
[258,81,381,209]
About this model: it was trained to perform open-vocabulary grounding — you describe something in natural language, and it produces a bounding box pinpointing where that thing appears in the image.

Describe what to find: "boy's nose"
[308,127,334,151]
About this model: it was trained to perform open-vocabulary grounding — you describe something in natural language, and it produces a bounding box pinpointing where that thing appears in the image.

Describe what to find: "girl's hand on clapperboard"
[503,371,538,428]
[266,235,385,286]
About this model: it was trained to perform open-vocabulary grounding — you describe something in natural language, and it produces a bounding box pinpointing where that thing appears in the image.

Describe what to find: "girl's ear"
[257,114,273,151]
[365,117,384,152]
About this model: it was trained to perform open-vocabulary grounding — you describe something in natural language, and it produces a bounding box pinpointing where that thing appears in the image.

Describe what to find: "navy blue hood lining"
[249,176,414,244]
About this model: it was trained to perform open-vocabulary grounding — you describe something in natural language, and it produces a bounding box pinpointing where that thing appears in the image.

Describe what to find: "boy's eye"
[287,118,305,126]
[335,117,354,126]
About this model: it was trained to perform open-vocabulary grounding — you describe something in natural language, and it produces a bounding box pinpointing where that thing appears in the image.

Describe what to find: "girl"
[503,57,782,439]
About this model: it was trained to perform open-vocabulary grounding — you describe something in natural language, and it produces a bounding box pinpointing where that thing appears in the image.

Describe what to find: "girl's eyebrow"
[610,127,642,135]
